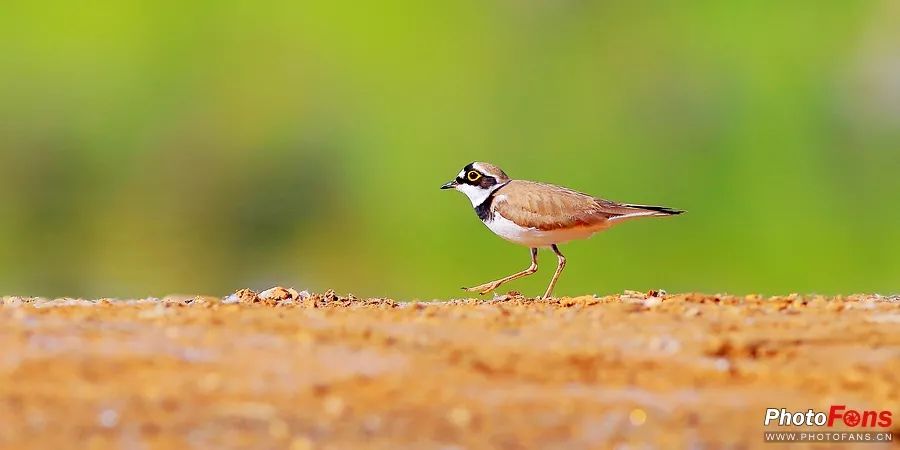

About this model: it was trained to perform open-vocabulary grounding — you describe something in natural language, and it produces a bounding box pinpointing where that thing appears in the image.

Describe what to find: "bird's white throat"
[455,182,503,207]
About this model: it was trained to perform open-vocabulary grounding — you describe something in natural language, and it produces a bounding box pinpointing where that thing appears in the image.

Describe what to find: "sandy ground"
[0,290,898,450]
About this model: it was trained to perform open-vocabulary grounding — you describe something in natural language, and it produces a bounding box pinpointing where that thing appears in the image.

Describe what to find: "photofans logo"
[763,405,894,444]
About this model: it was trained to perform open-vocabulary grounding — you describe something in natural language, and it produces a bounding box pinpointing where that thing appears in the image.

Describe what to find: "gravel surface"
[1,290,898,449]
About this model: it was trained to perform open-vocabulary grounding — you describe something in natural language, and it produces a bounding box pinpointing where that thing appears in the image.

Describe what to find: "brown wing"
[492,180,645,231]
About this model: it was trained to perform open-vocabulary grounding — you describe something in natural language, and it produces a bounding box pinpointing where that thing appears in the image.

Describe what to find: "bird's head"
[441,162,511,206]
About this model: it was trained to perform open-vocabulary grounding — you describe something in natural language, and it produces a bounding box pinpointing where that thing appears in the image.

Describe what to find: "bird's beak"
[440,180,458,190]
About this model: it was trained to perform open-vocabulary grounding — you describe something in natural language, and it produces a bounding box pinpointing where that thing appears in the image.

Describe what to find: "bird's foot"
[462,281,502,295]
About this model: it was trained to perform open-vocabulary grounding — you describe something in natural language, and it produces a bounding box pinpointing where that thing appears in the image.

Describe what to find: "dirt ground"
[1,290,898,450]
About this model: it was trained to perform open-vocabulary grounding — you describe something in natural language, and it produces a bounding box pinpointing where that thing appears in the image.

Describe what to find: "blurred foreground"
[1,292,898,449]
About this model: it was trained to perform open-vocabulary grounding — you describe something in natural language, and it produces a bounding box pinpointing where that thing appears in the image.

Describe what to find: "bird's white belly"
[484,213,604,247]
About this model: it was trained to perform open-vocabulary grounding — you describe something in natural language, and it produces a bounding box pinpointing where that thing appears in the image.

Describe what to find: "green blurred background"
[1,1,898,300]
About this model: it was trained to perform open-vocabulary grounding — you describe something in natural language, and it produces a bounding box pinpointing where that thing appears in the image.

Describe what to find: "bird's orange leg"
[464,248,538,295]
[541,244,566,299]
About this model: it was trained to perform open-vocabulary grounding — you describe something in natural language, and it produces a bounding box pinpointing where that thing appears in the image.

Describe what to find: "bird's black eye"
[466,170,482,182]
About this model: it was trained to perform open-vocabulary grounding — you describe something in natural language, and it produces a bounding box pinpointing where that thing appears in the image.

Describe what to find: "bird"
[441,161,683,299]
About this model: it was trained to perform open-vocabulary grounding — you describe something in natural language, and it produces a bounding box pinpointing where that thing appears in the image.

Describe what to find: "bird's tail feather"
[623,204,685,215]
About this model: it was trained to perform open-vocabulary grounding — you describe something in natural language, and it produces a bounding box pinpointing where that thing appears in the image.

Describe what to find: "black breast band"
[474,182,509,222]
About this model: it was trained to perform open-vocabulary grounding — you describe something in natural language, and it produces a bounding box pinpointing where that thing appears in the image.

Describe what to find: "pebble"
[98,409,119,428]
[447,407,472,428]
[323,396,345,418]
[289,437,314,450]
[629,408,647,426]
